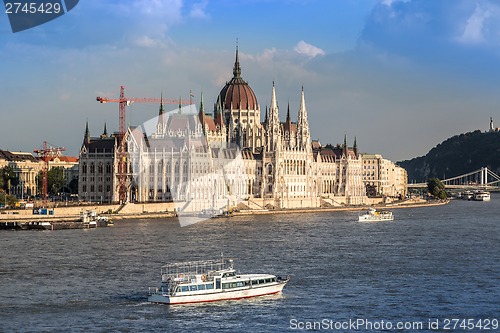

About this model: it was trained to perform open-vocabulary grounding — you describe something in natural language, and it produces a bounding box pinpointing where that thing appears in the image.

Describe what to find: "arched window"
[82,163,87,174]
[90,163,95,173]
[158,160,163,169]
[267,164,273,175]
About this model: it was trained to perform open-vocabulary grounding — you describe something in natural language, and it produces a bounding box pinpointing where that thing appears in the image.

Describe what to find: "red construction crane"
[96,86,192,204]
[34,141,66,208]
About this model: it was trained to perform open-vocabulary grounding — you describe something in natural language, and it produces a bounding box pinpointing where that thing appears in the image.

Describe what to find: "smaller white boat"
[462,190,474,200]
[473,191,491,201]
[359,208,394,222]
[80,210,113,227]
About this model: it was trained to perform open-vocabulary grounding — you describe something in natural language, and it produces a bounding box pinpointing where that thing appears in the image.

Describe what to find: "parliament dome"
[217,48,258,111]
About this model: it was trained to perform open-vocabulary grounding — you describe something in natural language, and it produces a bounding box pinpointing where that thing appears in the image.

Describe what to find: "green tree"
[427,177,447,199]
[1,166,19,194]
[36,167,67,196]
[0,189,17,207]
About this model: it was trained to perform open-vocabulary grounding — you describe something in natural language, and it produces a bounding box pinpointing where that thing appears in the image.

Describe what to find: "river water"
[1,196,499,332]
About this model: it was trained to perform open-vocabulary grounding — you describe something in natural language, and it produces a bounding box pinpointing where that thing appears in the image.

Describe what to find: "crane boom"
[96,97,187,104]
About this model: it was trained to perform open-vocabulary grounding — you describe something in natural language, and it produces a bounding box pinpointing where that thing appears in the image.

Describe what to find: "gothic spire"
[267,82,282,151]
[353,136,358,157]
[285,101,292,133]
[101,122,108,139]
[159,92,164,115]
[198,92,206,132]
[297,86,311,150]
[200,91,204,113]
[233,44,242,78]
[343,134,348,156]
[84,120,90,145]
[157,92,166,134]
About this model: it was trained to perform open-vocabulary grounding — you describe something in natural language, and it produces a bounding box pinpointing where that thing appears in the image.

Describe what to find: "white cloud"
[189,0,209,19]
[458,4,489,44]
[293,40,325,58]
[135,35,163,48]
[381,0,411,7]
[132,0,183,19]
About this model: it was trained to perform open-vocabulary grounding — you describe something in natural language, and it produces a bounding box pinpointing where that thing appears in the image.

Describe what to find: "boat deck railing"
[160,258,234,282]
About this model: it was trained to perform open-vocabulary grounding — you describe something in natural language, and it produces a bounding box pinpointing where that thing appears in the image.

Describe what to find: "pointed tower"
[233,44,242,78]
[353,137,358,157]
[83,120,90,145]
[297,86,311,151]
[284,102,293,148]
[157,93,166,135]
[264,105,268,126]
[285,102,292,132]
[198,91,207,134]
[101,123,108,139]
[267,82,282,151]
[343,134,348,157]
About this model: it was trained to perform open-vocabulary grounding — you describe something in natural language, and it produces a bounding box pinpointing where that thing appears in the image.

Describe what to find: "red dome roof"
[217,48,258,111]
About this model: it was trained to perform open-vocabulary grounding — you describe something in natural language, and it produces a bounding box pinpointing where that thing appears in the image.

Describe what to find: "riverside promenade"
[0,198,448,225]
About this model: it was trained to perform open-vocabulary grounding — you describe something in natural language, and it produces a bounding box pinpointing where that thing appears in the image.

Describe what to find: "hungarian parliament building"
[78,48,407,211]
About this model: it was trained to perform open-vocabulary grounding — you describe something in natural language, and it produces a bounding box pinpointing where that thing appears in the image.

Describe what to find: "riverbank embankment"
[0,198,448,225]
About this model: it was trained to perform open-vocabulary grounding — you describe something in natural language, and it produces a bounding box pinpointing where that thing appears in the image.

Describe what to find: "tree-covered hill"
[398,130,500,183]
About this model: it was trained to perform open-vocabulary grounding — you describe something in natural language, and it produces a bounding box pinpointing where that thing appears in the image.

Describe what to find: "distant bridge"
[408,167,500,190]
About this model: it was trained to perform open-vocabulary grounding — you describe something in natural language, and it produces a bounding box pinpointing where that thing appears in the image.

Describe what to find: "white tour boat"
[473,191,491,201]
[462,190,474,200]
[148,258,289,305]
[358,207,394,222]
[79,210,112,227]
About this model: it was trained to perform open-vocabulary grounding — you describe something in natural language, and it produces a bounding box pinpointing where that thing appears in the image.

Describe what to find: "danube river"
[1,196,499,332]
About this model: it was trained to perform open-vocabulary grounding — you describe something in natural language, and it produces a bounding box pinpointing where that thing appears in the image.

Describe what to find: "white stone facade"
[361,153,408,198]
[79,49,373,208]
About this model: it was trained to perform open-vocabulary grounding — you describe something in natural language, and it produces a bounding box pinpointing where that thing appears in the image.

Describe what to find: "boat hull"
[148,282,286,305]
[359,216,394,222]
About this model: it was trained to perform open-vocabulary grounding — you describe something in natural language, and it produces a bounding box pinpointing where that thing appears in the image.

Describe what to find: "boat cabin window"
[181,286,189,292]
[222,281,245,289]
[197,284,206,291]
[190,285,197,291]
[222,272,236,278]
[206,284,214,290]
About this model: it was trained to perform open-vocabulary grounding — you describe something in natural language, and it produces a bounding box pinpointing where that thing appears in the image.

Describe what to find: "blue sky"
[1,0,500,161]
